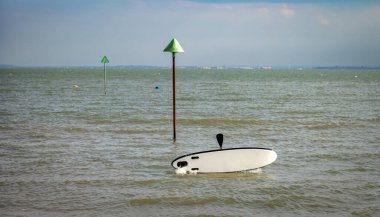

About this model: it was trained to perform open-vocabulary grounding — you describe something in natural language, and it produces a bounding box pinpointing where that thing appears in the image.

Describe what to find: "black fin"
[216,133,223,149]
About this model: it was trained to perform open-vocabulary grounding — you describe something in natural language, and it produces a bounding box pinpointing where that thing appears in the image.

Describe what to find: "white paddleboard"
[172,147,277,173]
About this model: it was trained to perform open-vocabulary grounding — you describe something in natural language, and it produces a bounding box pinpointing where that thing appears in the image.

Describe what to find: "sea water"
[0,68,379,216]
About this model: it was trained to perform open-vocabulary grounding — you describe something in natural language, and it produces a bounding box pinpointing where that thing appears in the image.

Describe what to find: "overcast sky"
[0,0,379,67]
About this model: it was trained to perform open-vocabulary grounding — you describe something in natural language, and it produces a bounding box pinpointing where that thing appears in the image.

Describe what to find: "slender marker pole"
[104,63,107,95]
[172,52,176,141]
[163,38,183,141]
[101,56,109,95]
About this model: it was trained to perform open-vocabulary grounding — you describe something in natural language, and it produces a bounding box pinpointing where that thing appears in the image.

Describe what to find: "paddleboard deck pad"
[172,147,277,173]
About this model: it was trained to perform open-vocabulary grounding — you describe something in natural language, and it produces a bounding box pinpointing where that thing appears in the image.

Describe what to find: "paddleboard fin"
[216,133,223,149]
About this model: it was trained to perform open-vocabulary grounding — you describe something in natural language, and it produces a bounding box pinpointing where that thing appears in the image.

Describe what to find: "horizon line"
[1,64,380,70]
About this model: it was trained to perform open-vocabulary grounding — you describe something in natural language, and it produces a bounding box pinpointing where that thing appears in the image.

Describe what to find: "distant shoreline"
[1,64,380,70]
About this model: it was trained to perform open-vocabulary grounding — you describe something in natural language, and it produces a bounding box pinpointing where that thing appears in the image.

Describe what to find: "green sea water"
[0,68,379,216]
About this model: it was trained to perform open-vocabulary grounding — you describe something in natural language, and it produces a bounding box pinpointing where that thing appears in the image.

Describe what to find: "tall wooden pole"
[172,53,176,141]
[163,38,183,141]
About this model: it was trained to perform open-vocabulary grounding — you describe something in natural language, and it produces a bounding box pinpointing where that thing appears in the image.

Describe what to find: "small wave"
[345,167,370,172]
[0,125,14,131]
[130,179,161,187]
[177,97,197,101]
[351,208,380,217]
[305,122,345,130]
[308,153,351,161]
[362,182,380,190]
[87,118,169,125]
[125,118,169,125]
[325,169,342,175]
[368,117,380,122]
[130,196,238,206]
[110,129,168,135]
[53,110,77,115]
[0,111,13,117]
[322,152,380,162]
[258,185,347,210]
[167,196,237,206]
[130,198,161,206]
[64,127,87,133]
[225,98,247,102]
[283,110,323,115]
[180,118,264,127]
[87,119,114,124]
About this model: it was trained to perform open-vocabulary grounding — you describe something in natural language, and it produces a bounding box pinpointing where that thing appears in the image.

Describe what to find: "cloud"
[257,7,270,16]
[317,15,331,26]
[280,4,295,18]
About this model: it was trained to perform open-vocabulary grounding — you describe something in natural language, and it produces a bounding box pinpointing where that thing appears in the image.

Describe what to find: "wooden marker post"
[163,38,184,141]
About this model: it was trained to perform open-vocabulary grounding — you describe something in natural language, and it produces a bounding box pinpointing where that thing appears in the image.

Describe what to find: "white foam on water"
[175,167,187,175]
[188,169,198,175]
[175,167,199,175]
[245,168,262,173]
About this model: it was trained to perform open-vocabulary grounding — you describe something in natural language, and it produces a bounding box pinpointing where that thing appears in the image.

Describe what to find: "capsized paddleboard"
[171,147,277,173]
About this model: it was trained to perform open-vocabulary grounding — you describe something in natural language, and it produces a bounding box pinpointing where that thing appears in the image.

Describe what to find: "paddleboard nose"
[271,150,278,163]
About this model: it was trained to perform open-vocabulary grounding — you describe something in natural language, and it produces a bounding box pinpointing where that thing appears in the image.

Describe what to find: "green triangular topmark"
[163,38,184,53]
[101,56,109,63]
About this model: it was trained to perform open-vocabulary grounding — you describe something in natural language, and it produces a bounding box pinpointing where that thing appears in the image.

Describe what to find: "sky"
[0,0,379,67]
